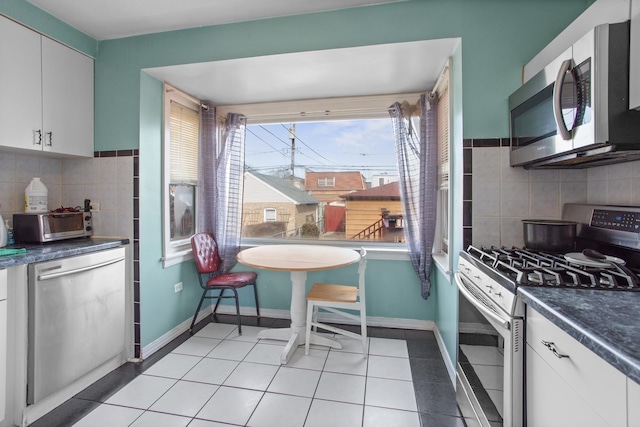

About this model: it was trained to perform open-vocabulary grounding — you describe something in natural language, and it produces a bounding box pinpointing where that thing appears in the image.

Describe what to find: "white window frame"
[162,84,201,268]
[264,208,277,222]
[220,92,426,259]
[431,61,452,275]
[317,177,335,187]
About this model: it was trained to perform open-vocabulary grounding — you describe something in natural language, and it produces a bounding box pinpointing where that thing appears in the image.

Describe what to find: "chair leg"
[305,301,314,355]
[311,306,319,332]
[231,287,242,335]
[361,312,368,358]
[189,289,208,333]
[252,282,261,318]
[212,288,224,315]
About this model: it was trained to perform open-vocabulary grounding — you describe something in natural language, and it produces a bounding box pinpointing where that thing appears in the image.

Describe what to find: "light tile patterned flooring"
[31,316,466,427]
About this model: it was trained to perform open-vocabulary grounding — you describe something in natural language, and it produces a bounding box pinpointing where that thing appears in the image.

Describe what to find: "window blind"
[169,100,199,184]
[437,84,450,190]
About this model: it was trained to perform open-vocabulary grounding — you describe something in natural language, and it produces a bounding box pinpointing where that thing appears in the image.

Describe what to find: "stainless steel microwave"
[509,21,640,169]
[13,211,93,243]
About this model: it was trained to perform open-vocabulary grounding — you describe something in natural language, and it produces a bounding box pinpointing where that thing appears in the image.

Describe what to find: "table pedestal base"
[257,270,341,364]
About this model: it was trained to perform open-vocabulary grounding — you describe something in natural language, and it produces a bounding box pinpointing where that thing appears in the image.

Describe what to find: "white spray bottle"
[0,204,7,248]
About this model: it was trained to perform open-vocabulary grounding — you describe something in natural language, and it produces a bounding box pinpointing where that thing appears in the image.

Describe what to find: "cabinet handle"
[541,340,570,359]
[34,130,42,146]
[46,132,53,147]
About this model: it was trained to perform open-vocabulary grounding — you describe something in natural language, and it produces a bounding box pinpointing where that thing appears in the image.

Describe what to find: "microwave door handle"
[553,59,573,141]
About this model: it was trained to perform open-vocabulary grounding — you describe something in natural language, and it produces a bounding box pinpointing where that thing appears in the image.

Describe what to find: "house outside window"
[162,84,200,267]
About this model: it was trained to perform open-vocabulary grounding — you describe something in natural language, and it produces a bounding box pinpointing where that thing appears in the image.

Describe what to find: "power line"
[246,128,286,158]
[258,125,290,147]
[280,123,335,164]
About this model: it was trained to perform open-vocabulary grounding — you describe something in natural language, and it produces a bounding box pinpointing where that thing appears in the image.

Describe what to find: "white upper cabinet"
[0,17,42,152]
[41,37,94,157]
[0,16,94,157]
[523,0,631,82]
[631,0,640,110]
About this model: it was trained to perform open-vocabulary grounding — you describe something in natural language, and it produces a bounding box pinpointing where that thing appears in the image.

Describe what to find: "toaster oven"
[13,211,93,243]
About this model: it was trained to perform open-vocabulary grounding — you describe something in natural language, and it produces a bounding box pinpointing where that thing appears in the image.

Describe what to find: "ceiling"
[144,39,459,106]
[25,0,459,108]
[25,0,403,40]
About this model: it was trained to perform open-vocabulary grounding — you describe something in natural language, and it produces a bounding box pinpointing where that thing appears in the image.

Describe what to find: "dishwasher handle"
[38,256,125,281]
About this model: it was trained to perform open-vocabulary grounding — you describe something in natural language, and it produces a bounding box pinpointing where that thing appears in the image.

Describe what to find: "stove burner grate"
[469,245,640,291]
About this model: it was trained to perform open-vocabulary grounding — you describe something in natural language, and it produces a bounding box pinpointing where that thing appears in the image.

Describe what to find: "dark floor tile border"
[28,398,101,427]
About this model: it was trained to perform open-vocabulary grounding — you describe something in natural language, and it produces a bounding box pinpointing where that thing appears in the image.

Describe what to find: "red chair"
[190,232,260,335]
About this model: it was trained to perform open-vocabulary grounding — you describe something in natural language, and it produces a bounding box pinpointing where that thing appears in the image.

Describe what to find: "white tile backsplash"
[529,181,559,218]
[472,148,501,182]
[0,149,134,240]
[471,146,640,248]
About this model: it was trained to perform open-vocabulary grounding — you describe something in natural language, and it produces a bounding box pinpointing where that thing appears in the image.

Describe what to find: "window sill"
[163,247,194,268]
[432,252,451,280]
[240,239,410,261]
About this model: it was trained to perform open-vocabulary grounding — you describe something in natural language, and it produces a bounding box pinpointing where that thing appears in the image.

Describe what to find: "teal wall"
[0,1,97,57]
[2,0,593,355]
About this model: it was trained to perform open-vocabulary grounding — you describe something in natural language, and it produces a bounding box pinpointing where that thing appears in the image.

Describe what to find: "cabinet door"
[0,269,7,422]
[629,378,640,427]
[0,17,43,152]
[41,36,94,157]
[527,343,608,427]
[526,307,626,426]
[631,0,640,110]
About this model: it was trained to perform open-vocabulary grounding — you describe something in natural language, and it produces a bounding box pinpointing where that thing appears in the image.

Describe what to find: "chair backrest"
[357,248,367,301]
[191,232,222,275]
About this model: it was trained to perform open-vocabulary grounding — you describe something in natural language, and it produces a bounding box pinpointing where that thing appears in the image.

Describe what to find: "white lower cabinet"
[526,306,627,427]
[0,269,7,423]
[629,379,640,427]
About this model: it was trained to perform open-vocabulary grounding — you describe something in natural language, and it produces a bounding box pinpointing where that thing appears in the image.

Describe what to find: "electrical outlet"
[174,282,183,293]
[90,202,100,212]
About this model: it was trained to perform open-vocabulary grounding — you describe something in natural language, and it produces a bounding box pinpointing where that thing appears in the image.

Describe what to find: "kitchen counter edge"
[0,237,130,268]
[518,286,640,385]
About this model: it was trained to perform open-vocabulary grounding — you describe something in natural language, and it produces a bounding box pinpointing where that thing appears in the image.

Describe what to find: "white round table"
[237,244,361,364]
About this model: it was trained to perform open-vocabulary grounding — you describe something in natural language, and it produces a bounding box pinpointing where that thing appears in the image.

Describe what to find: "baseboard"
[214,304,434,331]
[141,306,211,359]
[433,324,457,387]
[143,304,445,367]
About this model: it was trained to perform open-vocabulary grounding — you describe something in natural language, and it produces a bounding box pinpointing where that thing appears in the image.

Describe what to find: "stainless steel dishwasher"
[27,247,126,404]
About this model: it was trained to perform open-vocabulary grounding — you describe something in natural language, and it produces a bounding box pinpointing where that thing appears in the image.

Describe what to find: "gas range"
[462,245,640,292]
[455,204,640,427]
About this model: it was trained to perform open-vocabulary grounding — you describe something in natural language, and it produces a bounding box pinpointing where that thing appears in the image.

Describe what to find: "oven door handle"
[454,273,511,331]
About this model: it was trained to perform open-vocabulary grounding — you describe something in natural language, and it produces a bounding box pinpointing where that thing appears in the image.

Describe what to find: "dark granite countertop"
[0,237,129,269]
[518,286,640,384]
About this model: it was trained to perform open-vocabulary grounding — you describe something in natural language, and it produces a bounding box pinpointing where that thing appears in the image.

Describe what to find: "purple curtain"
[197,109,247,273]
[389,93,438,299]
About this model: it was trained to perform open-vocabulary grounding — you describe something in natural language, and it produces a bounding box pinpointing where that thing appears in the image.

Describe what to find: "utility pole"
[289,123,296,179]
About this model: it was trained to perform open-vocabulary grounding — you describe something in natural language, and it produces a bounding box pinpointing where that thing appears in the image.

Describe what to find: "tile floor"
[30,315,466,427]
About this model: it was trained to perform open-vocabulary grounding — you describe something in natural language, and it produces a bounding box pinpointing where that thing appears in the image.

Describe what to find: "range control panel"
[591,209,640,233]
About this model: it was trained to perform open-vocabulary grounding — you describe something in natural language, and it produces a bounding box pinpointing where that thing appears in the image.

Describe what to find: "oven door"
[455,273,524,427]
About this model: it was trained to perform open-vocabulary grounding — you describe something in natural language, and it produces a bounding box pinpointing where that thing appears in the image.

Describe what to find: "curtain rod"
[165,83,209,110]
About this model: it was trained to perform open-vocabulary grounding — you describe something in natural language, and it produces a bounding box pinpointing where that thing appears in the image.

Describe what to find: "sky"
[244,118,398,181]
